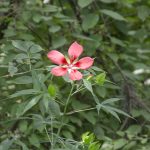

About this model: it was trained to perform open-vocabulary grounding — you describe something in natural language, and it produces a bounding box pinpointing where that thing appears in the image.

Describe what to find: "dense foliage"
[0,0,150,149]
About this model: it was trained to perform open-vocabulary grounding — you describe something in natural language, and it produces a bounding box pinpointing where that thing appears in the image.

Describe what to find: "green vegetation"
[0,0,150,149]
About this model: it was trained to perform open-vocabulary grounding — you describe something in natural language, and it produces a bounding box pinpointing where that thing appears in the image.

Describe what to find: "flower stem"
[55,83,74,146]
[63,84,74,115]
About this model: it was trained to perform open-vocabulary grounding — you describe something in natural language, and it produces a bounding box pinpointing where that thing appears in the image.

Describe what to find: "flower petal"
[47,50,67,65]
[74,57,94,70]
[69,70,83,81]
[51,66,67,76]
[68,41,83,60]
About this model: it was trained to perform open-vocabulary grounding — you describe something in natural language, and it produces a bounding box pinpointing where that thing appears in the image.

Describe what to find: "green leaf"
[43,4,60,12]
[12,40,32,52]
[101,9,126,21]
[104,83,120,89]
[62,130,73,139]
[8,62,18,76]
[52,36,66,49]
[4,28,16,37]
[107,53,119,62]
[22,95,42,115]
[29,134,40,148]
[95,72,106,86]
[97,103,123,121]
[131,109,142,117]
[15,140,29,150]
[12,76,32,84]
[105,106,132,118]
[126,125,142,136]
[82,112,96,124]
[0,139,14,150]
[31,70,42,91]
[96,103,103,113]
[10,89,40,98]
[29,44,43,53]
[70,116,82,126]
[78,0,93,8]
[89,142,101,150]
[101,98,120,105]
[83,79,94,94]
[123,141,136,150]
[96,87,106,98]
[15,53,28,63]
[137,5,150,21]
[72,33,94,41]
[110,36,126,47]
[49,25,61,33]
[100,0,117,3]
[32,114,45,132]
[11,103,26,117]
[49,100,61,117]
[141,110,150,121]
[12,40,43,53]
[39,94,50,114]
[91,66,103,72]
[19,120,28,132]
[114,139,127,149]
[72,100,90,110]
[94,124,105,140]
[102,106,121,121]
[82,14,99,30]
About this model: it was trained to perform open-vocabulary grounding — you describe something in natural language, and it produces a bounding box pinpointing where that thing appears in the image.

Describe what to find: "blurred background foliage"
[0,0,150,149]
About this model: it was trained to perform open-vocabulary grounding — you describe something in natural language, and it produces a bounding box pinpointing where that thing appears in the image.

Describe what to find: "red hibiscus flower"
[47,41,94,80]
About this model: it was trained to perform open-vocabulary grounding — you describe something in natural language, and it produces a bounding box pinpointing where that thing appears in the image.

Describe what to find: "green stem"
[50,116,54,149]
[63,84,74,115]
[45,126,52,146]
[71,83,96,96]
[54,83,74,146]
[66,107,96,115]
